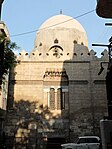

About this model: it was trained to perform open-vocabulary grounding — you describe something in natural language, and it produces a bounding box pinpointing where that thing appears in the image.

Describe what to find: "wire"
[11,9,95,37]
[95,27,109,42]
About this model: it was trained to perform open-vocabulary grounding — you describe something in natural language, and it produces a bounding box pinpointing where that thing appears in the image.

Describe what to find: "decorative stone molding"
[44,68,68,78]
[93,80,106,84]
[69,80,88,85]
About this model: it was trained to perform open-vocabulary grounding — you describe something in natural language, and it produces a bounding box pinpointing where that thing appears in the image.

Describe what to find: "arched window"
[49,88,55,110]
[57,88,65,110]
[43,68,68,110]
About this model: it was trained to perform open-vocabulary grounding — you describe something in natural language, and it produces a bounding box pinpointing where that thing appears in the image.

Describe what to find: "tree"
[0,35,18,86]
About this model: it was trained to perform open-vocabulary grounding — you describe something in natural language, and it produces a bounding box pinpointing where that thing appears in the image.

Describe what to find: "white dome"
[39,14,86,33]
[34,14,88,52]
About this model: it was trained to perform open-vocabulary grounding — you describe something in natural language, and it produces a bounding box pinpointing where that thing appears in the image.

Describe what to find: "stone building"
[5,14,108,147]
[0,21,9,137]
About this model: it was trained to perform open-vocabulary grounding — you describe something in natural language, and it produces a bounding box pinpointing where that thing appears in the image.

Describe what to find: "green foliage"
[0,35,19,83]
[3,41,17,74]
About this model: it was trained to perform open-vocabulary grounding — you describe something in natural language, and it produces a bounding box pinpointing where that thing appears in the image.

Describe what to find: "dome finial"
[60,9,63,14]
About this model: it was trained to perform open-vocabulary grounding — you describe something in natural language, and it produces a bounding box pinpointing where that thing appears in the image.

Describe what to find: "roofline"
[0,21,10,38]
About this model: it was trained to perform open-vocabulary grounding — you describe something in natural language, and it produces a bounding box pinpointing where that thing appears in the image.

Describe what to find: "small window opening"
[39,42,42,46]
[73,40,77,44]
[54,38,58,44]
[74,53,77,56]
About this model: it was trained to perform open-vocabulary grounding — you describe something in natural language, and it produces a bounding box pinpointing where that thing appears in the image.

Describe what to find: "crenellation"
[17,49,108,62]
[101,49,109,60]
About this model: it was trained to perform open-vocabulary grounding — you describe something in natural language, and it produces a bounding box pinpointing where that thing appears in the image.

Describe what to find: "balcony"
[96,0,112,18]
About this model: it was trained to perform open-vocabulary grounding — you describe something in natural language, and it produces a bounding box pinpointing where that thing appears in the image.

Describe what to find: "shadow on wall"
[4,99,61,148]
[61,43,104,141]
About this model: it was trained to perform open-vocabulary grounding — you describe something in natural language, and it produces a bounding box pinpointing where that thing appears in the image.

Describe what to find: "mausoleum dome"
[34,14,88,51]
[39,14,85,32]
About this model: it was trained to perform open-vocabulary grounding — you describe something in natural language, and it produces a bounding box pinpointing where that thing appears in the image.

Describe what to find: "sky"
[2,0,112,57]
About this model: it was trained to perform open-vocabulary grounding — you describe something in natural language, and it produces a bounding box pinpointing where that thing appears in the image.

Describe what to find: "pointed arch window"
[57,88,65,110]
[49,88,55,110]
[43,68,68,110]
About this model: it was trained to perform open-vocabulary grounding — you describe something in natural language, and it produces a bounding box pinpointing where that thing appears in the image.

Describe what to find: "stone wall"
[5,45,109,147]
